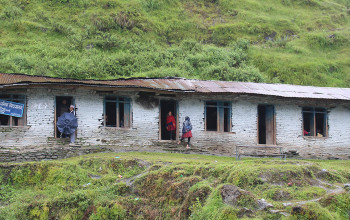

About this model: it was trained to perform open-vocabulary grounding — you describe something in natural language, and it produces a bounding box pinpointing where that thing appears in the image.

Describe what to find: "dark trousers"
[169,130,175,140]
[180,137,191,145]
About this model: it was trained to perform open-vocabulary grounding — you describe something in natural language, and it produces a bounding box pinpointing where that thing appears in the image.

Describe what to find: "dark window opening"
[205,101,231,132]
[0,94,26,127]
[224,107,230,132]
[0,115,10,126]
[303,107,327,137]
[104,96,131,128]
[160,100,177,140]
[315,113,326,136]
[303,112,313,136]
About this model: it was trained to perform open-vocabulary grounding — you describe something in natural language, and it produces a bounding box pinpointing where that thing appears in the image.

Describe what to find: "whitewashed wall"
[1,88,350,159]
[275,103,350,158]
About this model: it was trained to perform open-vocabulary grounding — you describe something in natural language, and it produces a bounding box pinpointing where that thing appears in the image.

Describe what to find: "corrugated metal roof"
[1,73,350,101]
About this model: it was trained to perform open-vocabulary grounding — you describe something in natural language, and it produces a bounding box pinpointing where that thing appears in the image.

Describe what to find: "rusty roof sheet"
[1,73,350,101]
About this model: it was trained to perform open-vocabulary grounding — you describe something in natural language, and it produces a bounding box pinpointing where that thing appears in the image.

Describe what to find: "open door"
[258,105,276,145]
[160,100,177,140]
[55,96,73,138]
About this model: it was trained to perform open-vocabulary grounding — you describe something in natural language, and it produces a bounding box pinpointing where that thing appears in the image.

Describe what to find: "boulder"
[257,199,273,210]
[221,185,248,206]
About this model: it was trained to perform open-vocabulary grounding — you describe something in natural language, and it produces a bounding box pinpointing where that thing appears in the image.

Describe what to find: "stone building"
[1,73,350,159]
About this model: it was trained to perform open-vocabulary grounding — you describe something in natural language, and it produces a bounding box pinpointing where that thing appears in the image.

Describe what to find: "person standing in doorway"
[69,105,76,144]
[178,116,192,149]
[166,111,176,140]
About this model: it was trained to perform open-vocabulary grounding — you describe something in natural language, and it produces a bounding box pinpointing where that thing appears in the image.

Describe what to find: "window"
[0,94,26,126]
[104,96,131,128]
[302,107,327,137]
[205,101,231,132]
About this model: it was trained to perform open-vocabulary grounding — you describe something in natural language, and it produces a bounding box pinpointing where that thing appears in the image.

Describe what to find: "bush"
[90,204,127,220]
[291,203,338,219]
[51,21,73,35]
[2,6,22,20]
[306,32,349,49]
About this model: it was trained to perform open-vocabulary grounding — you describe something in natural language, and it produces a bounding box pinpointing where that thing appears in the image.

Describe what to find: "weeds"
[0,153,350,219]
[0,0,349,86]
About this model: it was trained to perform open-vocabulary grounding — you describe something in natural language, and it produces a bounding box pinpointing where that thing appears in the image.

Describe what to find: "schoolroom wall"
[276,104,350,159]
[1,87,350,159]
[0,87,162,149]
[177,94,350,159]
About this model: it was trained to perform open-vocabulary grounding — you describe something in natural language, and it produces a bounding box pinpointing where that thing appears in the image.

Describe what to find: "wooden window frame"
[0,94,26,127]
[302,107,328,137]
[104,96,132,128]
[204,101,232,132]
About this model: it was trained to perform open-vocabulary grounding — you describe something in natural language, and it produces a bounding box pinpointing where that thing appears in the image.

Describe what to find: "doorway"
[160,100,177,140]
[258,105,276,145]
[55,96,73,138]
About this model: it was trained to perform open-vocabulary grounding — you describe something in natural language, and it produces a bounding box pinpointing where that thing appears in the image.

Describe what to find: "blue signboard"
[0,99,24,118]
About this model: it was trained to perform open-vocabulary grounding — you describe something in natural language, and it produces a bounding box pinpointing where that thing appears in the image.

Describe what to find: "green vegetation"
[0,0,350,86]
[1,152,350,219]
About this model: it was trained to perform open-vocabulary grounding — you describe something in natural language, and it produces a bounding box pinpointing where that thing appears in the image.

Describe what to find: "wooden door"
[265,105,275,145]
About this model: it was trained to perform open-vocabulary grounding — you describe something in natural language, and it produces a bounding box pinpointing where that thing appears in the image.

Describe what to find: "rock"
[237,207,254,218]
[221,185,252,206]
[316,169,331,179]
[283,202,292,207]
[257,199,273,210]
[221,185,244,206]
[344,183,350,190]
[264,31,277,41]
[280,212,290,217]
[89,174,101,179]
[269,209,290,217]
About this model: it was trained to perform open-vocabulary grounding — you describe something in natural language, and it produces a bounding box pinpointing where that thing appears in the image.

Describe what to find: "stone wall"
[0,146,109,163]
[1,87,350,160]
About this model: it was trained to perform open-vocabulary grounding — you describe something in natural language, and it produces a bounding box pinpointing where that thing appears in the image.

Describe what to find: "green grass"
[0,0,349,86]
[1,152,350,219]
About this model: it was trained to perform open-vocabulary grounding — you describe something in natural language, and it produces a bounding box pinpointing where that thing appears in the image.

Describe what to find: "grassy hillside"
[1,152,350,219]
[0,0,349,87]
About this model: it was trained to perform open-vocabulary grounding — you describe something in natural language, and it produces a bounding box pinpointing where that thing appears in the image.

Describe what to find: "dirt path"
[283,178,346,207]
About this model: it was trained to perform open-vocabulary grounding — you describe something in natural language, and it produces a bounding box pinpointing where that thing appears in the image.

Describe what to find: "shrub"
[306,32,349,49]
[90,204,127,220]
[291,203,338,219]
[320,193,350,219]
[51,21,73,35]
[93,32,121,49]
[2,6,22,20]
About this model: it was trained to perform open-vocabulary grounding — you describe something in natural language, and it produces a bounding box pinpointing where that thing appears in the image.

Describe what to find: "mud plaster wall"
[1,88,350,159]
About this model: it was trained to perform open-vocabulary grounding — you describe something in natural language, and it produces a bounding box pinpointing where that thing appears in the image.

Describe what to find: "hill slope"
[1,152,350,219]
[0,0,349,87]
